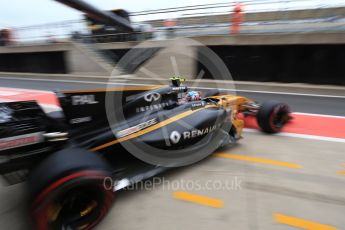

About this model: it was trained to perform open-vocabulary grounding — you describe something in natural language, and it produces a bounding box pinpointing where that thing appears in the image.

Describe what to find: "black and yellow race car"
[0,77,290,229]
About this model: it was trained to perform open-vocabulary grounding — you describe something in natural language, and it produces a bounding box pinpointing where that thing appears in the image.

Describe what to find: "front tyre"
[256,100,290,133]
[29,148,114,230]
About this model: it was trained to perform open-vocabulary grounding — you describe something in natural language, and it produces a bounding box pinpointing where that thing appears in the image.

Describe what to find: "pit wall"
[0,51,67,74]
[0,40,344,85]
[0,43,111,75]
[197,44,345,85]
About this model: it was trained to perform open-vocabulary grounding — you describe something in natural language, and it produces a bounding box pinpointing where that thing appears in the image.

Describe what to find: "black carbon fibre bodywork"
[0,85,233,185]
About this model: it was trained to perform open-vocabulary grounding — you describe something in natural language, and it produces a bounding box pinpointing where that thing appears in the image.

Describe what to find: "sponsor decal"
[116,118,158,138]
[70,116,92,124]
[183,125,218,140]
[169,125,218,144]
[144,92,161,102]
[0,105,12,123]
[136,102,170,113]
[171,86,188,92]
[191,101,206,110]
[170,131,181,144]
[0,132,43,151]
[72,95,99,105]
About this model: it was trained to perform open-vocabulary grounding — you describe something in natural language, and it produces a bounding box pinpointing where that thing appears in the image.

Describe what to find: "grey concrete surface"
[66,42,112,75]
[0,43,72,54]
[0,31,344,57]
[95,31,345,50]
[1,132,344,229]
[134,39,197,79]
[97,132,345,230]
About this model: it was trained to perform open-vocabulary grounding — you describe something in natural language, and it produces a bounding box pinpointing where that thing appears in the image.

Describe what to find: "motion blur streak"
[213,153,303,169]
[273,213,338,230]
[173,191,224,208]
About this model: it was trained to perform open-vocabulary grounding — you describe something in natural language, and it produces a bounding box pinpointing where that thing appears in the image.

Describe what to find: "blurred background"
[0,0,344,85]
[1,0,345,44]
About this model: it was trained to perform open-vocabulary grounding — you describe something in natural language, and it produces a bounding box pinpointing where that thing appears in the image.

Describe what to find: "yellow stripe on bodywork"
[90,105,218,152]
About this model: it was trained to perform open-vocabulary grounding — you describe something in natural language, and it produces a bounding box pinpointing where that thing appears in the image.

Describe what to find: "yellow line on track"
[336,170,345,175]
[274,213,338,230]
[173,191,224,208]
[213,152,302,169]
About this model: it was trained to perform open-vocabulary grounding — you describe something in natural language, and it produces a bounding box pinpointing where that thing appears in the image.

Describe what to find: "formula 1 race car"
[0,77,290,230]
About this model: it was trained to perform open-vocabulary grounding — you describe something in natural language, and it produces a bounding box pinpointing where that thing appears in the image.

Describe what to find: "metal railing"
[130,0,345,20]
[2,1,345,46]
[7,18,344,46]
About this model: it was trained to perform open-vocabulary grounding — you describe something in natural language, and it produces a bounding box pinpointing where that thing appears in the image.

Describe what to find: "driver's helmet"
[186,91,201,101]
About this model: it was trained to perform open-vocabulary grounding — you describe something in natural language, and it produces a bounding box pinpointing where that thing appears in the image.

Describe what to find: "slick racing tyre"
[29,148,114,230]
[256,100,290,133]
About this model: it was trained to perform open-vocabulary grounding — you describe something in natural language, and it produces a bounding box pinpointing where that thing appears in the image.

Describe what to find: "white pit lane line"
[293,112,345,119]
[244,128,345,144]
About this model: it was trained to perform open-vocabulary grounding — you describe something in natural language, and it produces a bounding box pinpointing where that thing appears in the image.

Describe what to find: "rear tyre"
[256,100,290,133]
[29,148,114,230]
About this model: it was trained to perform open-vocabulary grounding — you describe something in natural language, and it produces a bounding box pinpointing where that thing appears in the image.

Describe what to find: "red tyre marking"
[32,170,113,230]
[33,170,105,206]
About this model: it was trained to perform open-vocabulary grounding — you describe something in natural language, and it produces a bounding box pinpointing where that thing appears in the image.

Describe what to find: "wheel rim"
[271,106,289,129]
[49,185,104,230]
[32,171,114,230]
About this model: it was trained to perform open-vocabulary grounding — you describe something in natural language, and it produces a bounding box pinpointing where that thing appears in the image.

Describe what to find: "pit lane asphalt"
[1,133,344,230]
[0,77,345,230]
[0,77,344,116]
